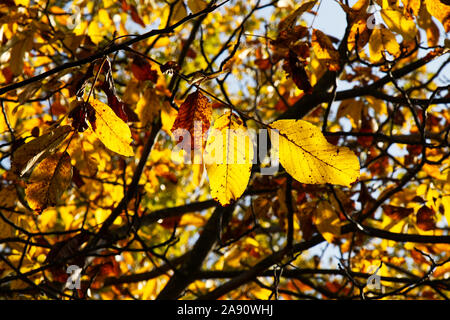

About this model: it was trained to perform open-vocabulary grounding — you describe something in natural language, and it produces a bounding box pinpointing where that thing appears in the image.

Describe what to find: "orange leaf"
[171,90,212,151]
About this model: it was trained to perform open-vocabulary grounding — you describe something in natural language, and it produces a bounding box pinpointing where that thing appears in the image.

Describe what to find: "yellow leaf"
[368,27,401,63]
[380,8,418,40]
[313,201,342,243]
[171,0,188,23]
[98,9,113,26]
[278,0,318,32]
[347,17,372,52]
[161,101,178,134]
[270,119,360,187]
[25,152,73,213]
[187,0,208,14]
[87,21,104,45]
[424,0,450,32]
[12,125,72,177]
[311,29,340,71]
[403,0,421,17]
[205,112,254,206]
[88,99,134,157]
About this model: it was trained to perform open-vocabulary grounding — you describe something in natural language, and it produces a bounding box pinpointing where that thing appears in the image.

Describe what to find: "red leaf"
[1,67,13,84]
[254,58,271,70]
[130,5,146,28]
[131,56,158,82]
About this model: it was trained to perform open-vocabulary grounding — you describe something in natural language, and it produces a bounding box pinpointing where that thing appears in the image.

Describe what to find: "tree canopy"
[1,0,450,300]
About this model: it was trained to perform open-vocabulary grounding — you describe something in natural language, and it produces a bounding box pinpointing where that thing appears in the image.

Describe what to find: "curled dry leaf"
[25,152,73,213]
[12,125,72,177]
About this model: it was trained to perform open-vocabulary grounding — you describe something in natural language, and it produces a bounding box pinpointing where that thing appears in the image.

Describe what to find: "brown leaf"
[25,152,73,213]
[131,56,158,82]
[416,205,436,231]
[12,125,72,177]
[282,51,313,94]
[130,4,146,27]
[382,204,414,221]
[171,90,212,151]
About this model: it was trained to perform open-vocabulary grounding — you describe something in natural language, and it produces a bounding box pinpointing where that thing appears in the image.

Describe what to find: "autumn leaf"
[313,200,342,243]
[131,56,158,82]
[382,204,414,220]
[380,8,418,40]
[9,31,33,76]
[278,0,318,32]
[205,112,254,206]
[187,0,207,13]
[25,152,73,213]
[416,205,436,231]
[311,29,340,71]
[270,119,360,187]
[12,125,72,177]
[424,0,450,32]
[368,26,401,63]
[347,16,373,52]
[0,186,19,238]
[88,99,134,157]
[171,90,212,151]
[171,0,188,23]
[282,50,313,94]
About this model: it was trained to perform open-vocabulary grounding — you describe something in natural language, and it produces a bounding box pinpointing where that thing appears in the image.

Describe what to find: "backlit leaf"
[171,90,212,151]
[187,0,207,13]
[424,0,450,32]
[278,0,318,32]
[205,112,254,206]
[88,99,134,157]
[270,119,360,187]
[368,26,401,63]
[311,29,340,71]
[12,125,72,177]
[313,201,342,243]
[25,152,73,213]
[381,8,418,40]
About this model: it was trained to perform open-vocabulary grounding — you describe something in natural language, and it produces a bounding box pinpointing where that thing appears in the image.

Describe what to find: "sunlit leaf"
[368,26,401,63]
[25,152,73,213]
[12,125,72,177]
[205,112,254,206]
[88,99,134,157]
[270,119,360,187]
